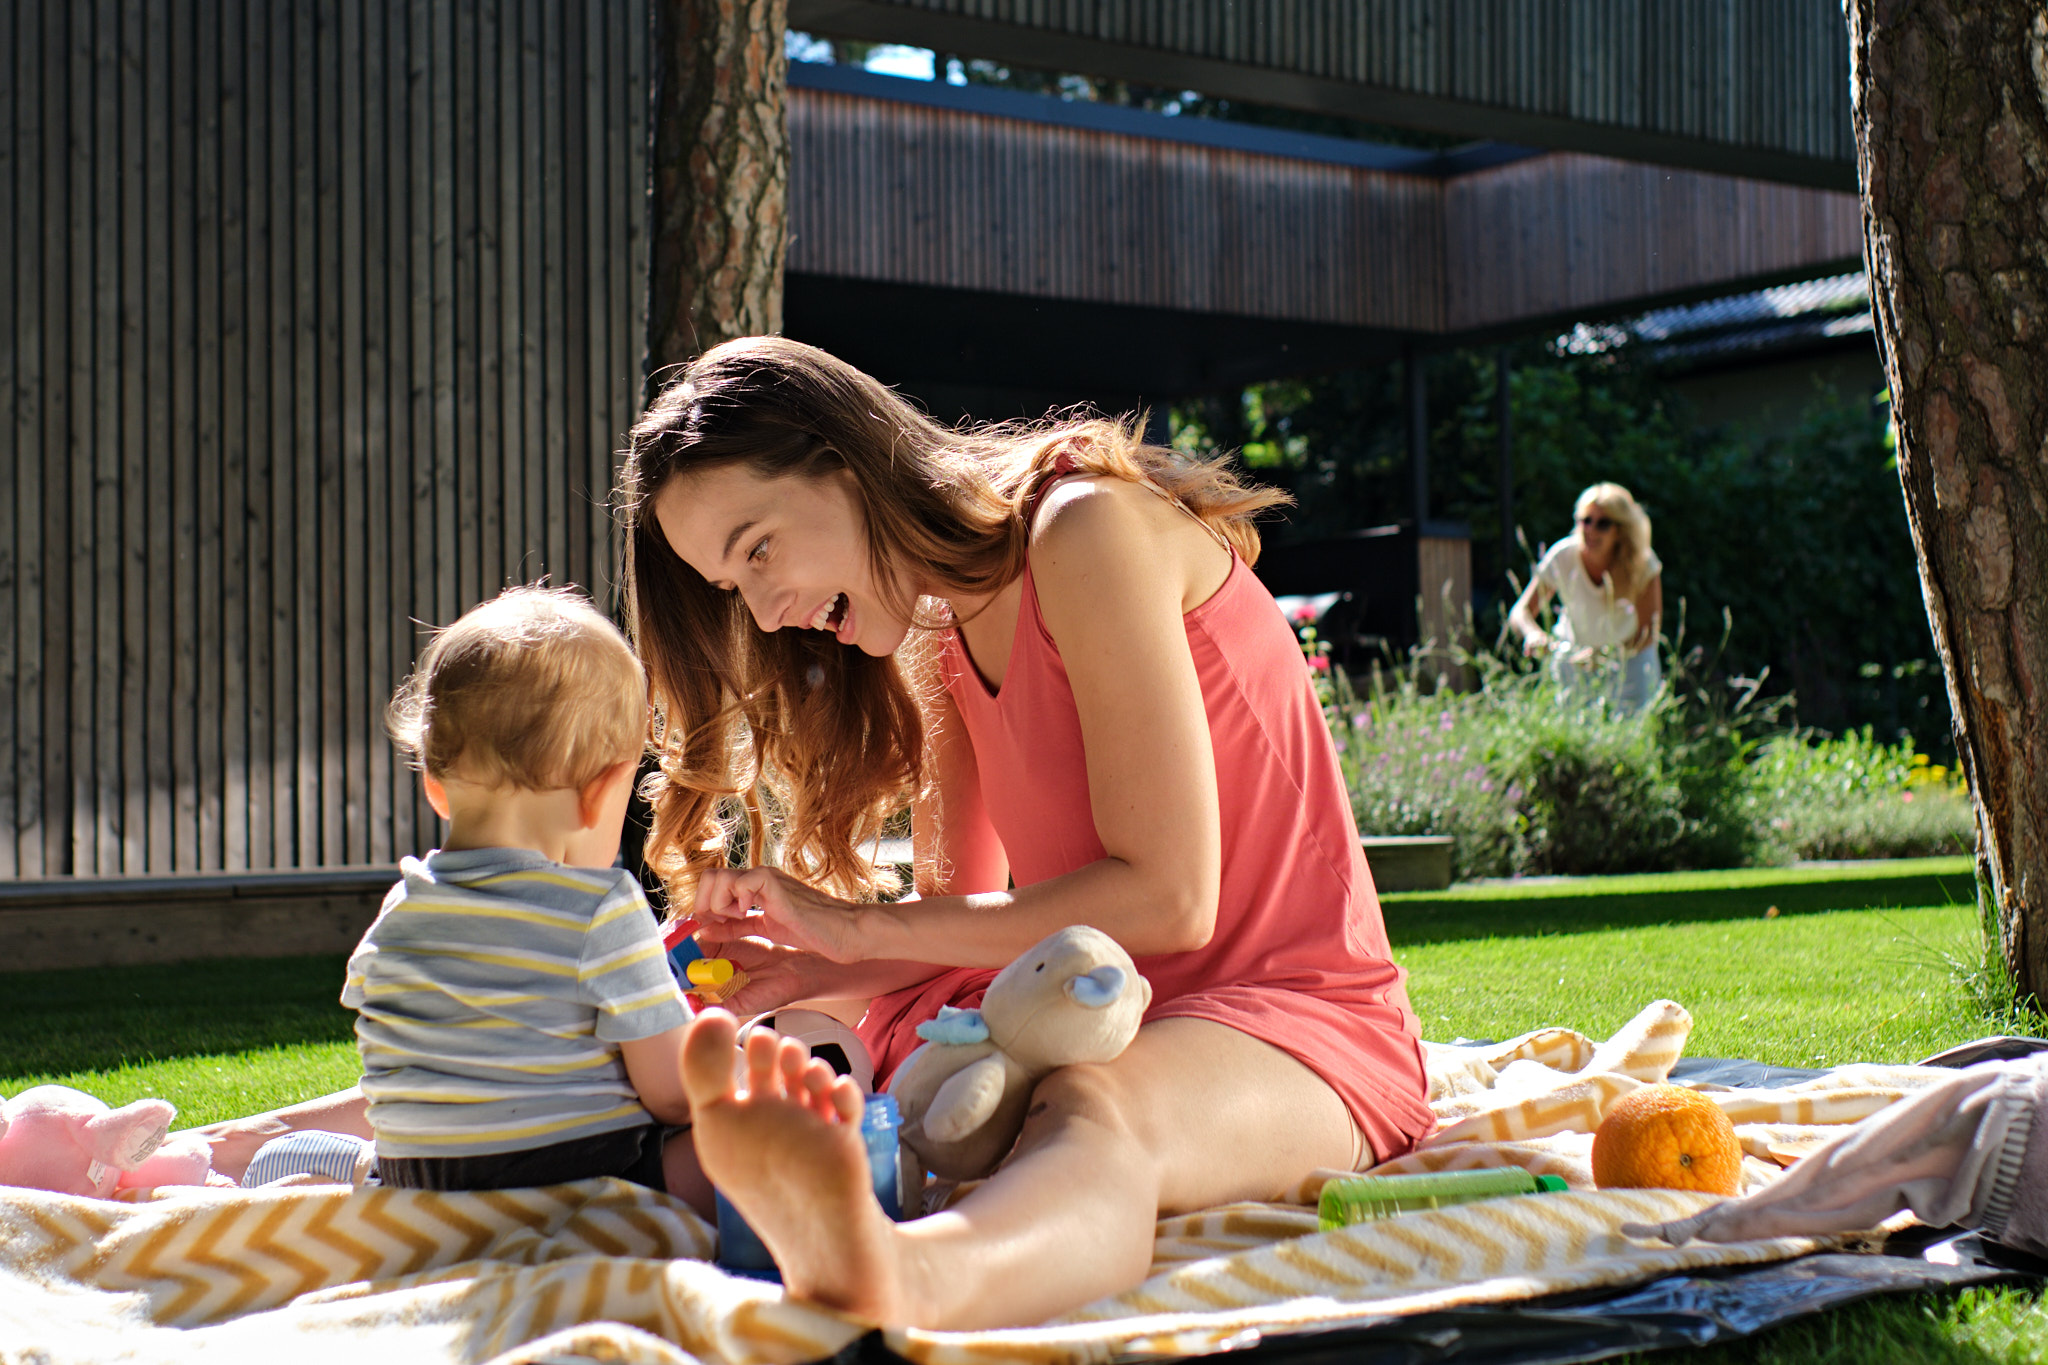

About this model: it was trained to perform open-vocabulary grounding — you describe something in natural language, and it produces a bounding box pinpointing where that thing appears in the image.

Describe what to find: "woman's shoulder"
[1534,535,1579,581]
[1027,472,1172,558]
[1026,474,1217,616]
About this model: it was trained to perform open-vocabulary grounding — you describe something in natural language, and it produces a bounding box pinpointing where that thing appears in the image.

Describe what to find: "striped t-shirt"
[342,848,691,1158]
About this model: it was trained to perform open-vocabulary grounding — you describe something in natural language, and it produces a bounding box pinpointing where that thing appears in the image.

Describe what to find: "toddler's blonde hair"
[388,585,648,790]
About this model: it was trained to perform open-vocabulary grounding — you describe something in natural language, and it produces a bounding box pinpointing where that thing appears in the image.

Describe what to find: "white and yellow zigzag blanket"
[0,1001,1960,1365]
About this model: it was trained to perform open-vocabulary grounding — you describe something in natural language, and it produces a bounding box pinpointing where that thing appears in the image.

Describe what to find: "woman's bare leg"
[681,1012,1361,1329]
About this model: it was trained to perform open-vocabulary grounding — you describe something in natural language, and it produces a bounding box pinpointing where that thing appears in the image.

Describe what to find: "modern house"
[2,0,1868,960]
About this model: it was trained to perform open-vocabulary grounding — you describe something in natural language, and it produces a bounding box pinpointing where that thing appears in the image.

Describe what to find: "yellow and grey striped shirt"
[342,848,691,1158]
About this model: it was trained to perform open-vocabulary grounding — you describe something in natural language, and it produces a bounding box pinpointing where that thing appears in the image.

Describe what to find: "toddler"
[344,585,695,1194]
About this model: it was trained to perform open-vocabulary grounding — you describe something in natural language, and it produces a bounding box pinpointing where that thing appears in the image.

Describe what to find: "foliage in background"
[1177,347,1951,756]
[1308,623,1971,880]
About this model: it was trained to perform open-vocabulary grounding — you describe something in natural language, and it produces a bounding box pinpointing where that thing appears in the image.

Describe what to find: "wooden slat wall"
[787,87,1860,337]
[787,88,1448,332]
[1442,153,1863,332]
[795,0,1856,167]
[1,0,648,878]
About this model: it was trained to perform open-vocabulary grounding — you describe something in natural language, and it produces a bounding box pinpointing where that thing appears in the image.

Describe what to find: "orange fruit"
[1591,1084,1742,1195]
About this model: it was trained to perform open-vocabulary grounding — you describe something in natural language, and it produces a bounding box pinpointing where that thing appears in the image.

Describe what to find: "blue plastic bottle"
[862,1094,902,1219]
[714,1094,905,1280]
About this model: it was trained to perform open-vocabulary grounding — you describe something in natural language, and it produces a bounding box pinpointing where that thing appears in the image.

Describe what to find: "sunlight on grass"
[6,1042,362,1130]
[1621,1284,2048,1365]
[1402,904,1983,1067]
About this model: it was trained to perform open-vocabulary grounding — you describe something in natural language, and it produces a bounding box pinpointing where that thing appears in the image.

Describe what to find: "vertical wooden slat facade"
[787,0,1857,187]
[784,83,1861,335]
[787,87,1450,332]
[1,1,648,877]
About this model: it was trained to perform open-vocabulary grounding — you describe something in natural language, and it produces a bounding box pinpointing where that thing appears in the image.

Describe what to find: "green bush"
[1326,638,1971,879]
[1334,663,1757,879]
[1747,729,1974,862]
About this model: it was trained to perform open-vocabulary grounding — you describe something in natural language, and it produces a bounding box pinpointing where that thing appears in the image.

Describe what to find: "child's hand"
[692,865,864,964]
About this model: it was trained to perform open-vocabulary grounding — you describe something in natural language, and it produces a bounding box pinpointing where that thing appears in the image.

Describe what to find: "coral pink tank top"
[857,473,1433,1161]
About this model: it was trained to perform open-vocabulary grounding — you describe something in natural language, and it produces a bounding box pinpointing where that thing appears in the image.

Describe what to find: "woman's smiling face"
[653,463,915,657]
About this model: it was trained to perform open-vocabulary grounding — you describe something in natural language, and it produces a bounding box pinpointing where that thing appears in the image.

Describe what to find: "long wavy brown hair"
[617,336,1290,910]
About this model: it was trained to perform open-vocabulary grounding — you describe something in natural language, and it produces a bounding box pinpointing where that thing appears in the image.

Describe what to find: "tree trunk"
[1846,0,2048,1001]
[647,0,788,383]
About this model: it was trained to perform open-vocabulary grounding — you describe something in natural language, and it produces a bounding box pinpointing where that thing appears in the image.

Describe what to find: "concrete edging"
[0,868,399,972]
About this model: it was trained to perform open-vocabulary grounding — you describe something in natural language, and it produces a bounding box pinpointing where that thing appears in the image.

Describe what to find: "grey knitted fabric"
[1624,1053,2047,1249]
[1988,1062,2048,1255]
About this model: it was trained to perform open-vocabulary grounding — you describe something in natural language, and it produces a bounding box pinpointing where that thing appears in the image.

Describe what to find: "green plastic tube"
[1317,1168,1569,1230]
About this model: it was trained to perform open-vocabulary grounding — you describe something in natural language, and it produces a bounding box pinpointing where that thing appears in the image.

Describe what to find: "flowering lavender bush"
[1299,616,1969,879]
[1326,653,1745,879]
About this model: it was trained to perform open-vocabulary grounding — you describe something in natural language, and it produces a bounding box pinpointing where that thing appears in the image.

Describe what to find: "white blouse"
[1534,535,1662,650]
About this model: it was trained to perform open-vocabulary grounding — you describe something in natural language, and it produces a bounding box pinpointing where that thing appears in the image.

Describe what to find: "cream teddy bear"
[887,925,1151,1181]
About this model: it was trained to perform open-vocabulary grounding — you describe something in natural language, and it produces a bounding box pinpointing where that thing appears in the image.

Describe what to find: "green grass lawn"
[0,953,361,1125]
[1,854,2041,1360]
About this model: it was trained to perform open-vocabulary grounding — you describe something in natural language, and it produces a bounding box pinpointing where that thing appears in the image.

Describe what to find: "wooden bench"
[1360,835,1456,893]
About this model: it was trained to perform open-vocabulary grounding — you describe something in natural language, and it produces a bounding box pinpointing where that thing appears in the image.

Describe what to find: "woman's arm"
[186,1087,373,1183]
[1508,578,1558,656]
[1631,574,1663,654]
[694,484,1224,970]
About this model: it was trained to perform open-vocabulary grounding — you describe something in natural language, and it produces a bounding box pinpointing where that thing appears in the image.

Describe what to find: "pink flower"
[1900,790,1914,803]
[1308,655,1330,673]
[1290,602,1320,624]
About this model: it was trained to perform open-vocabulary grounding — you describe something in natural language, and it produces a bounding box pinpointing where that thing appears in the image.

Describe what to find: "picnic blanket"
[0,1001,1965,1365]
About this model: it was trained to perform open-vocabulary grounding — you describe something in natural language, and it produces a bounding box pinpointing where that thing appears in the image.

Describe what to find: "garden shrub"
[1747,729,1973,862]
[1321,633,1971,879]
[1331,649,1760,879]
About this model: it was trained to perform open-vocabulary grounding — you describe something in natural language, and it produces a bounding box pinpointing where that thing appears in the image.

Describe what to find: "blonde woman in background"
[1507,482,1664,713]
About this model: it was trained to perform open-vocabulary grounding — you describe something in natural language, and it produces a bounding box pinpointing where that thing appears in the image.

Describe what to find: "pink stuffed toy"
[0,1085,216,1197]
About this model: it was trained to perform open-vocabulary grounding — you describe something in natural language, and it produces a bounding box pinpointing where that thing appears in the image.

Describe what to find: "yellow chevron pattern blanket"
[1,1001,1958,1365]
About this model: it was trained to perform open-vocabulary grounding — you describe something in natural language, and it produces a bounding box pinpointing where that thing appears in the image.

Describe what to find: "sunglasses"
[1577,514,1615,532]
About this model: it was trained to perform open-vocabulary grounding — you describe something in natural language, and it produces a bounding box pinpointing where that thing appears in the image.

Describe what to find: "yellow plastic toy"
[685,957,748,1006]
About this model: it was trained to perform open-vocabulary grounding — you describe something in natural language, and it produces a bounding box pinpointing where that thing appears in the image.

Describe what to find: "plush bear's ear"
[1065,966,1127,1009]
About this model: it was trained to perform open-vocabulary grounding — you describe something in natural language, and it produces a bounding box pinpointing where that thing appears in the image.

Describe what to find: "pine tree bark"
[647,0,788,382]
[1846,0,2048,1001]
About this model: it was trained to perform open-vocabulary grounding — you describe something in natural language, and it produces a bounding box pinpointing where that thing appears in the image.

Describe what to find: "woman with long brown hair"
[633,336,1431,1328]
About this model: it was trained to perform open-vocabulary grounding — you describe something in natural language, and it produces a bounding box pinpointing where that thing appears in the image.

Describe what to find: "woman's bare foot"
[681,1010,911,1321]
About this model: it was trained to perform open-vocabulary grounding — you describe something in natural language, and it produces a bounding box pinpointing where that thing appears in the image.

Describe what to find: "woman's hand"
[692,865,867,964]
[687,933,839,1017]
[1522,629,1553,657]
